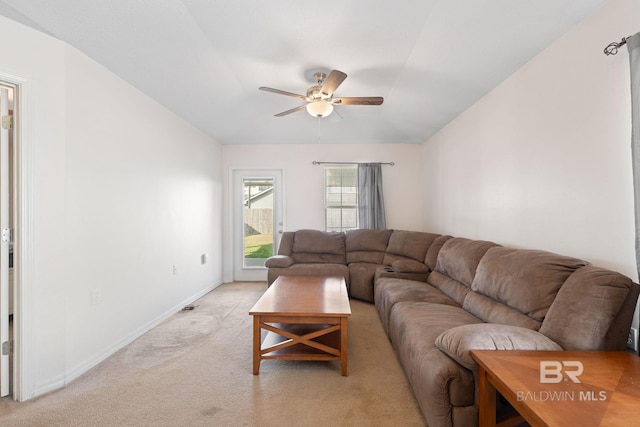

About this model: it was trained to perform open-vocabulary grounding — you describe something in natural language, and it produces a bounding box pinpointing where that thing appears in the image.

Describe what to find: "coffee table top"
[471,350,640,427]
[249,276,351,317]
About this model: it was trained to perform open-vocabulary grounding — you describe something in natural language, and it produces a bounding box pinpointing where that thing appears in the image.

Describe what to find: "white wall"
[222,143,424,282]
[0,13,68,401]
[63,46,223,384]
[422,0,639,320]
[1,16,223,400]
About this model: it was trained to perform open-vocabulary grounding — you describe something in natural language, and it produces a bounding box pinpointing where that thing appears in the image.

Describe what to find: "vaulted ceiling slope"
[0,0,606,145]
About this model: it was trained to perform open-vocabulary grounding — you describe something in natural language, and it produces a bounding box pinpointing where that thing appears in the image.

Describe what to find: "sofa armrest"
[435,324,562,371]
[391,259,429,273]
[265,255,294,268]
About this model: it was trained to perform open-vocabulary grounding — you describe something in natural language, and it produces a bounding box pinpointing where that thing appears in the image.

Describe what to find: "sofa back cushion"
[425,235,453,270]
[430,238,499,305]
[463,247,587,329]
[290,229,346,264]
[383,231,439,266]
[345,228,393,264]
[539,265,637,350]
[277,231,295,256]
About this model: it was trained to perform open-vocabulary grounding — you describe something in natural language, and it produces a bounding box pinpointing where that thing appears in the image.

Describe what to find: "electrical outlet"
[627,327,638,352]
[90,290,101,306]
[172,265,177,275]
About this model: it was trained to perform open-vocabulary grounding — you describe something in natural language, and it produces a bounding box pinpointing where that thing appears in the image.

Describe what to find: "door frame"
[232,169,283,282]
[0,71,33,402]
[0,86,9,397]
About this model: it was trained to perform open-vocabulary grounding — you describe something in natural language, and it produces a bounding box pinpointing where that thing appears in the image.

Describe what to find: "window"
[325,166,358,231]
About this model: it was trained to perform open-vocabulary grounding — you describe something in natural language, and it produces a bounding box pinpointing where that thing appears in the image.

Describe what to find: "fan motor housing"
[307,85,331,101]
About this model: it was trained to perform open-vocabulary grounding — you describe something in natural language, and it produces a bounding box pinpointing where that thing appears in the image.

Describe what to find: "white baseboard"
[58,282,222,391]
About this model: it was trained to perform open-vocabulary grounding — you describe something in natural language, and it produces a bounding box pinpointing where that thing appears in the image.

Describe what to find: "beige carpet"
[0,282,426,426]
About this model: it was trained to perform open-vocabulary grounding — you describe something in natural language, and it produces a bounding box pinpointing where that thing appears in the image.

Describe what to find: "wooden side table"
[471,350,640,427]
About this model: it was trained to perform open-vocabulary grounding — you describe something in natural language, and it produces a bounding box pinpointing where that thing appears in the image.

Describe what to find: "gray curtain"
[629,33,640,276]
[358,163,386,229]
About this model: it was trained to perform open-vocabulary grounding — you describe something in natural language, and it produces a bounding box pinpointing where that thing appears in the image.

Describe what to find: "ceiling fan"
[259,70,384,118]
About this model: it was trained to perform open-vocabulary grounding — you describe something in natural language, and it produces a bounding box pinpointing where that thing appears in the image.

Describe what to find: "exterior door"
[233,170,283,281]
[0,87,10,397]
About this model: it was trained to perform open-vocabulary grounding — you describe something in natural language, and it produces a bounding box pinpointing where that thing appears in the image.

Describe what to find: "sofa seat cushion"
[388,302,484,426]
[375,279,459,334]
[435,324,563,371]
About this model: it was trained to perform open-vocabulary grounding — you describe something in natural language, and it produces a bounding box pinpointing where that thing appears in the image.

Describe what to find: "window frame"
[323,165,358,232]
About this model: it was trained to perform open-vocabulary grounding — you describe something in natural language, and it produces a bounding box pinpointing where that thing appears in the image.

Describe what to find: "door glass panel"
[243,177,274,268]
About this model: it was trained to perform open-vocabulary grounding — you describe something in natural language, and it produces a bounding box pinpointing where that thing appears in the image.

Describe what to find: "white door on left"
[0,86,10,397]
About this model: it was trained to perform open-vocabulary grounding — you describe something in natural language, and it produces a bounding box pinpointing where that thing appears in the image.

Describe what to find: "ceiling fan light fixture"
[260,69,382,117]
[306,100,334,118]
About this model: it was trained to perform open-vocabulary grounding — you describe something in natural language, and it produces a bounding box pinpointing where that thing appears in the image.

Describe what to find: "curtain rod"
[312,161,395,166]
[604,35,633,55]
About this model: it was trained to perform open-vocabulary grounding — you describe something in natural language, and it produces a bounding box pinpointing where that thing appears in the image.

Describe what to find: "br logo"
[539,361,584,384]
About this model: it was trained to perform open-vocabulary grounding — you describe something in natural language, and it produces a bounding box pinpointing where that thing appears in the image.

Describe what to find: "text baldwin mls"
[517,361,608,402]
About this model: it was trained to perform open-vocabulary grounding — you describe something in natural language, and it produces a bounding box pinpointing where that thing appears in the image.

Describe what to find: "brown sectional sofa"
[265,229,640,427]
[267,229,439,300]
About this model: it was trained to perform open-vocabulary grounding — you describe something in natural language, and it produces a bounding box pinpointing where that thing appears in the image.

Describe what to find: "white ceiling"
[0,0,606,145]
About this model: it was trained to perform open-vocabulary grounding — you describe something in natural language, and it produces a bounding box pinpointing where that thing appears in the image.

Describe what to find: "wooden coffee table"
[471,350,640,427]
[249,276,351,376]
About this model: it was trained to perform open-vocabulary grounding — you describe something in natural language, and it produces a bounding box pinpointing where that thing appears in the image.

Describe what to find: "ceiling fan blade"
[321,70,347,95]
[274,104,307,117]
[259,86,307,100]
[332,97,384,106]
